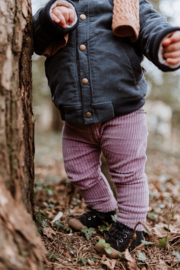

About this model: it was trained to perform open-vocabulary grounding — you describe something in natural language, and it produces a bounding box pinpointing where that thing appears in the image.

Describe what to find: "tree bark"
[0,0,46,269]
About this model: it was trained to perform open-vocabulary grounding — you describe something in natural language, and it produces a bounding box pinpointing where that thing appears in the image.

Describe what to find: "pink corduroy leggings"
[62,106,149,231]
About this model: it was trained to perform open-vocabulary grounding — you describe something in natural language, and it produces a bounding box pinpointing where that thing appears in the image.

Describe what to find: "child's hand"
[162,31,180,66]
[51,6,75,28]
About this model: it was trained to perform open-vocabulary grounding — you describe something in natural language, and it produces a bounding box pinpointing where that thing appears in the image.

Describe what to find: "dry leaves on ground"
[43,227,56,239]
[101,257,116,270]
[34,133,180,270]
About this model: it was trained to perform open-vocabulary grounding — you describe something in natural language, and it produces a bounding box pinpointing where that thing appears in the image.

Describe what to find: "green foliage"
[54,221,64,229]
[66,243,76,254]
[157,204,166,209]
[119,252,124,259]
[173,251,180,262]
[148,211,159,220]
[78,256,88,265]
[98,221,110,232]
[49,251,58,260]
[98,224,109,232]
[34,180,54,196]
[149,190,156,198]
[64,225,71,232]
[156,236,169,248]
[97,239,112,254]
[46,201,55,209]
[111,214,117,222]
[81,227,96,240]
[141,240,155,245]
[137,252,147,262]
[45,185,54,196]
[54,221,70,232]
[35,207,50,233]
[42,220,49,227]
[72,197,81,204]
[98,239,106,245]
[90,257,96,262]
[34,179,43,193]
[143,228,149,234]
[104,244,112,254]
[163,226,171,232]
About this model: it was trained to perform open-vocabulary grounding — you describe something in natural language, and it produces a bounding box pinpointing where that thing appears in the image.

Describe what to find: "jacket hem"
[58,97,145,125]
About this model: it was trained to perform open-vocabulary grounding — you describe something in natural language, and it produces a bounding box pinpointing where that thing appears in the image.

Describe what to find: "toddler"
[33,0,180,257]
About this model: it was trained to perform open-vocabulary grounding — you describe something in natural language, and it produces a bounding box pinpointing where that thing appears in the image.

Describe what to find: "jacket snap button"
[85,112,92,118]
[79,44,86,51]
[80,14,86,20]
[82,78,88,85]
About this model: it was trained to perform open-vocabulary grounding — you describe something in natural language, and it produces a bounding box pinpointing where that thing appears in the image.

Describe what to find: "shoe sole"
[69,218,85,231]
[95,243,119,259]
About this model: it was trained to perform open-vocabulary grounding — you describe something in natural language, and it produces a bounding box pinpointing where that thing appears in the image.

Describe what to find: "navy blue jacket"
[33,0,180,124]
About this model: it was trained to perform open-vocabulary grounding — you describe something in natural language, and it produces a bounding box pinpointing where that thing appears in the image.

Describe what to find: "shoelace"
[81,207,100,221]
[108,222,130,242]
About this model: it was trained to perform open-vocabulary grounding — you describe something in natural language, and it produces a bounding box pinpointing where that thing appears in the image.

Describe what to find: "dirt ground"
[34,132,180,270]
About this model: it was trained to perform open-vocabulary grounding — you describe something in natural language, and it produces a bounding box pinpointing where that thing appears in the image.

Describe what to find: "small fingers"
[166,57,180,65]
[164,51,180,59]
[163,41,180,53]
[60,7,69,24]
[51,13,60,23]
[163,31,180,46]
[162,34,173,46]
[68,9,75,25]
[52,8,66,28]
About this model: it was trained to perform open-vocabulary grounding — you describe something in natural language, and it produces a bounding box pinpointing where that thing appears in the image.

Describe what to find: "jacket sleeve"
[138,0,180,72]
[33,0,79,55]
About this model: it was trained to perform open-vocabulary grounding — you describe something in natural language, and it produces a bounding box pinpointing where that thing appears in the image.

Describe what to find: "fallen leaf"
[137,252,146,262]
[88,259,95,266]
[78,256,87,265]
[102,254,106,261]
[127,261,140,270]
[43,227,56,239]
[123,250,140,270]
[63,252,72,259]
[152,223,180,241]
[173,250,180,262]
[101,258,116,270]
[156,236,169,248]
[154,260,168,270]
[123,249,135,262]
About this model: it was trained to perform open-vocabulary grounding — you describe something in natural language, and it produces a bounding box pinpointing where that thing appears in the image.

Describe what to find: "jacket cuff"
[39,0,79,40]
[150,27,180,72]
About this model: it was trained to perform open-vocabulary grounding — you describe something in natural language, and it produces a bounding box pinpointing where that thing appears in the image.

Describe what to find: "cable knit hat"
[112,0,140,42]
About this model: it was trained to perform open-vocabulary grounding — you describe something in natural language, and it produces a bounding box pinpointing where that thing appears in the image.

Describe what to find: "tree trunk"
[0,0,46,269]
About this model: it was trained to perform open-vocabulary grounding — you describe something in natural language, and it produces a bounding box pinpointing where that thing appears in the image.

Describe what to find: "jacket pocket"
[121,41,143,83]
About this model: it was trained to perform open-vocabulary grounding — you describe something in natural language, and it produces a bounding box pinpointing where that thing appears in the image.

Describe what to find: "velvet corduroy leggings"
[62,106,149,231]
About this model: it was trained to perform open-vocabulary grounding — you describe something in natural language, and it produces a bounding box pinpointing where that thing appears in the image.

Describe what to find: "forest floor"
[34,132,180,270]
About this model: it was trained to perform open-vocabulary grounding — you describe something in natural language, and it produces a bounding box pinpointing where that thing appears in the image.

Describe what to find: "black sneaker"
[69,206,116,231]
[95,221,144,259]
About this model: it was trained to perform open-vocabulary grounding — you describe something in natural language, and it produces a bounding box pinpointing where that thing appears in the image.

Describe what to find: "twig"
[119,261,126,270]
[126,221,148,251]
